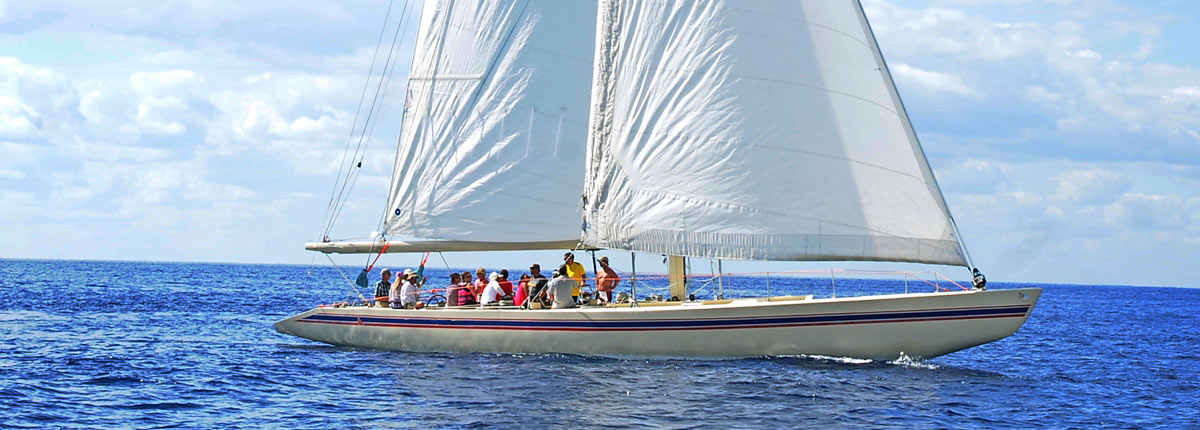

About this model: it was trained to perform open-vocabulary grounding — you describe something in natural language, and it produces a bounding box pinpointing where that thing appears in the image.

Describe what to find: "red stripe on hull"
[295,312,1028,332]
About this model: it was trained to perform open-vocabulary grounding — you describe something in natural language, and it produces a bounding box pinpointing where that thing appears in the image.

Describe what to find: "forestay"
[383,0,596,243]
[582,0,967,266]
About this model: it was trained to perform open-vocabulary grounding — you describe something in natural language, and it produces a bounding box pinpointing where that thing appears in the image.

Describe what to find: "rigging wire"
[326,5,411,235]
[322,0,416,240]
[325,253,369,304]
[321,0,399,240]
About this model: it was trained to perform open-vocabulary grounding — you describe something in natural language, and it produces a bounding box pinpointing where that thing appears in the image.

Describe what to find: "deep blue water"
[1,259,1197,428]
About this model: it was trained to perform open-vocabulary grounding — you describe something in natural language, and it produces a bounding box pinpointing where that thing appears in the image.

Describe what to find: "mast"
[667,255,687,301]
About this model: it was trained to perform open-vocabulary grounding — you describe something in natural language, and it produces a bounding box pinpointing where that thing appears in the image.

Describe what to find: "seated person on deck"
[498,269,513,298]
[514,273,531,307]
[473,267,488,298]
[396,269,425,309]
[546,270,578,309]
[527,263,550,307]
[445,273,462,307]
[374,268,392,307]
[458,271,478,306]
[480,272,504,305]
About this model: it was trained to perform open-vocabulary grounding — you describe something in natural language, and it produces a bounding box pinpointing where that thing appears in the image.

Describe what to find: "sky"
[0,0,1197,288]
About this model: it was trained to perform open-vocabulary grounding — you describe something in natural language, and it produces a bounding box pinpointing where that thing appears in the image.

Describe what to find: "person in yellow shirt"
[560,252,587,303]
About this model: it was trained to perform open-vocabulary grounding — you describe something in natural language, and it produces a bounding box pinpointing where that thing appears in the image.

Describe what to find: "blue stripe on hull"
[298,305,1031,331]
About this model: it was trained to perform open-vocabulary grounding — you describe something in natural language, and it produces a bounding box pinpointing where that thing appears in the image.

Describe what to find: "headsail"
[582,0,967,266]
[382,0,597,244]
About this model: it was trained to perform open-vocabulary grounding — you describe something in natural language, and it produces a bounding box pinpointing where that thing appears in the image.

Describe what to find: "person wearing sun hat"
[402,269,426,309]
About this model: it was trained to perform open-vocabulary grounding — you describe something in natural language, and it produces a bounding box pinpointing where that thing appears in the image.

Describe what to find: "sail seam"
[851,0,968,267]
[621,186,940,240]
[589,224,966,266]
[727,7,871,49]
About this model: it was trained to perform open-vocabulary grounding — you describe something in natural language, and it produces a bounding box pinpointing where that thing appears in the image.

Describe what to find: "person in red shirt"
[498,269,514,297]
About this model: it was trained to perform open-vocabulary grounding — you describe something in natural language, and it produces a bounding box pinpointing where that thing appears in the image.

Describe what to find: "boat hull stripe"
[296,305,1031,331]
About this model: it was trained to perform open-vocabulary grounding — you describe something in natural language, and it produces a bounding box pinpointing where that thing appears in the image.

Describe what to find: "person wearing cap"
[546,269,578,309]
[480,272,504,305]
[403,270,425,309]
[374,268,393,307]
[596,256,620,303]
[561,252,587,303]
[526,263,550,308]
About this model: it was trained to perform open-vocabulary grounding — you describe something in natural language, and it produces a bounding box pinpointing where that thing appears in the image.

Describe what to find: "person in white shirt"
[480,272,505,305]
[546,270,578,309]
[394,269,424,309]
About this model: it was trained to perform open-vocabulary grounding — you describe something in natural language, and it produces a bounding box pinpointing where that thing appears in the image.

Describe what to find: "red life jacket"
[456,283,477,306]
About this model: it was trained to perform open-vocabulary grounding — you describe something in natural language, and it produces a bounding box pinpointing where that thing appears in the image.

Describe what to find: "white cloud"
[130,70,204,96]
[891,63,976,96]
[0,57,77,139]
[0,95,39,137]
[1103,193,1200,232]
[936,159,1009,193]
[863,1,1086,60]
[1053,169,1128,203]
[123,70,207,135]
[203,72,384,175]
[866,1,1200,165]
[68,138,170,163]
[140,50,195,66]
[135,95,189,135]
[1172,87,1200,98]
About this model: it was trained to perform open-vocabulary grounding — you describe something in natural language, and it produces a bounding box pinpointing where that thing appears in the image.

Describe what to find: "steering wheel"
[426,294,447,307]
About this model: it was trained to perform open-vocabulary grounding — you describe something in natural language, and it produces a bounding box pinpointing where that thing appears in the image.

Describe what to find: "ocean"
[1,259,1197,428]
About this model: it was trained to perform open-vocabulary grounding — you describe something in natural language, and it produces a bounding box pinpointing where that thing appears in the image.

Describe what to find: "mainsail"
[582,0,967,266]
[381,0,597,245]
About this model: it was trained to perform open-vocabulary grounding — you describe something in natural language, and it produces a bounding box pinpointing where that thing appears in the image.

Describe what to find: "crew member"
[561,252,587,303]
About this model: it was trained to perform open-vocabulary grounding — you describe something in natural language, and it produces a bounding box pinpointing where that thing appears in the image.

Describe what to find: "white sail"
[582,0,967,266]
[382,0,596,244]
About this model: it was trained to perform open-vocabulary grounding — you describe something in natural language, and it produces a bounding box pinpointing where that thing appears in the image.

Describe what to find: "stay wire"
[325,253,369,304]
[325,0,414,237]
[321,0,398,239]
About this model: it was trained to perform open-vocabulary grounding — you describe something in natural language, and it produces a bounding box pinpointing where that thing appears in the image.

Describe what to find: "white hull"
[275,288,1040,360]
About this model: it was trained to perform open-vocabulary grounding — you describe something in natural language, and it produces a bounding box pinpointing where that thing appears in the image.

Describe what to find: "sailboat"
[275,0,1041,360]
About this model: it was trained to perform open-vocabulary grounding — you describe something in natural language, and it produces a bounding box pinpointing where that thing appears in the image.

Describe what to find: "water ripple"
[1,260,1198,428]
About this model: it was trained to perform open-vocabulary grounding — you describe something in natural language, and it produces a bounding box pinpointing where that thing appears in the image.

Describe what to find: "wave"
[887,352,940,370]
